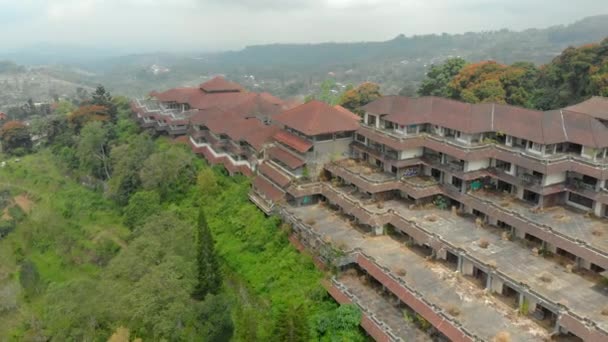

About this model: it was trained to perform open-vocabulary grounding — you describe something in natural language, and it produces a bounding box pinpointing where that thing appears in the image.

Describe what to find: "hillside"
[0,93,363,340]
[2,15,607,107]
[0,61,95,109]
[94,14,608,97]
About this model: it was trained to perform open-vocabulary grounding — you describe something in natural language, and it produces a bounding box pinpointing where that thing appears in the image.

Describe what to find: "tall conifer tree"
[193,208,221,300]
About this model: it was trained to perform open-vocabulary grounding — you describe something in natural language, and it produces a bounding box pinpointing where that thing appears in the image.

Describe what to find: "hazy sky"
[0,0,605,52]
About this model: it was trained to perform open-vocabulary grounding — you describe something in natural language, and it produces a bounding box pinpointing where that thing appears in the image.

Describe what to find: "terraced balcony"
[286,204,547,341]
[310,183,608,340]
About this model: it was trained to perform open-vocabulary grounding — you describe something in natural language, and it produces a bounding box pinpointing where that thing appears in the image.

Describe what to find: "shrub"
[447,306,461,316]
[123,191,161,229]
[493,331,511,342]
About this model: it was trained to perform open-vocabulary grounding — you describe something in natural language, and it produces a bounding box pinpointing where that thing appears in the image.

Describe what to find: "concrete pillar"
[457,255,463,273]
[373,225,384,236]
[461,258,474,276]
[436,248,447,261]
[488,216,498,226]
[577,257,591,270]
[514,227,526,239]
[490,275,504,294]
[485,273,493,290]
[593,201,603,217]
[516,186,524,200]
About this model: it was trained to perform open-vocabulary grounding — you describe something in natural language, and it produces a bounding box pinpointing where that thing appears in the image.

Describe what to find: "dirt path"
[14,195,33,213]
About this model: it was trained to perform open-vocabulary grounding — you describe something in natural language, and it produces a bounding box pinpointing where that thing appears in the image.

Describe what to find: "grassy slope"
[0,151,350,340]
[0,151,129,338]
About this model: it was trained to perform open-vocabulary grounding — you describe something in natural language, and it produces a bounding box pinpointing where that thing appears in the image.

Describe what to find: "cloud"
[0,0,605,52]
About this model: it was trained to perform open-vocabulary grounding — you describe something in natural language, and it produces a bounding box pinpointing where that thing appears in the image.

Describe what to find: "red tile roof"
[333,104,362,121]
[224,118,261,142]
[244,125,280,151]
[259,162,291,188]
[229,93,284,118]
[267,146,306,169]
[364,95,608,147]
[187,92,252,111]
[189,107,241,134]
[273,100,360,136]
[566,97,608,120]
[153,87,200,103]
[0,112,6,120]
[199,76,245,93]
[273,130,313,153]
[252,175,285,202]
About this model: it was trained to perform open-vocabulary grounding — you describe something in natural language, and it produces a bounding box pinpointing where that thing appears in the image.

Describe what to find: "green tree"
[534,38,608,109]
[418,57,467,97]
[273,304,309,342]
[53,100,76,116]
[107,134,155,205]
[314,304,363,341]
[308,79,341,105]
[193,208,222,299]
[77,121,111,179]
[199,294,234,341]
[123,191,161,229]
[19,259,42,299]
[91,85,118,120]
[139,146,196,200]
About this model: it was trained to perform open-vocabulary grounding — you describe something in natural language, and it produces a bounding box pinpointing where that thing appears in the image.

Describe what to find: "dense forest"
[0,89,365,341]
[417,37,608,109]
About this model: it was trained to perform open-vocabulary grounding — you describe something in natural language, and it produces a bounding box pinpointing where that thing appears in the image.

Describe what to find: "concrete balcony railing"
[189,137,252,169]
[277,207,480,342]
[312,184,608,339]
[517,173,543,186]
[358,125,608,170]
[566,178,597,192]
[327,278,404,342]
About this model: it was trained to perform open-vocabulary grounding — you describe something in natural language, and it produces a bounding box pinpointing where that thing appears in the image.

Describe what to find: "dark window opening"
[495,159,511,172]
[451,176,463,189]
[497,180,513,193]
[445,251,459,271]
[524,233,543,246]
[431,168,441,181]
[556,248,577,262]
[497,220,512,230]
[523,190,540,204]
[568,192,593,209]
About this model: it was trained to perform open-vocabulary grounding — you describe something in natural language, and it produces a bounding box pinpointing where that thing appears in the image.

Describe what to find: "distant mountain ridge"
[1,14,607,102]
[212,14,608,67]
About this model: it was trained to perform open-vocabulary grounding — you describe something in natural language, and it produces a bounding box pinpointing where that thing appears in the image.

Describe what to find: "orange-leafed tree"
[338,82,381,114]
[67,105,110,131]
[448,60,538,107]
[0,120,32,155]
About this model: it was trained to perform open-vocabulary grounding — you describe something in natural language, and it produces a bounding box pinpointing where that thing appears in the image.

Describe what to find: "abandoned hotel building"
[132,76,608,342]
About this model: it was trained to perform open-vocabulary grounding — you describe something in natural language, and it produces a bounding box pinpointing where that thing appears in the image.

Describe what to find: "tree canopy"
[0,120,32,155]
[418,38,608,109]
[338,82,382,114]
[418,57,467,97]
